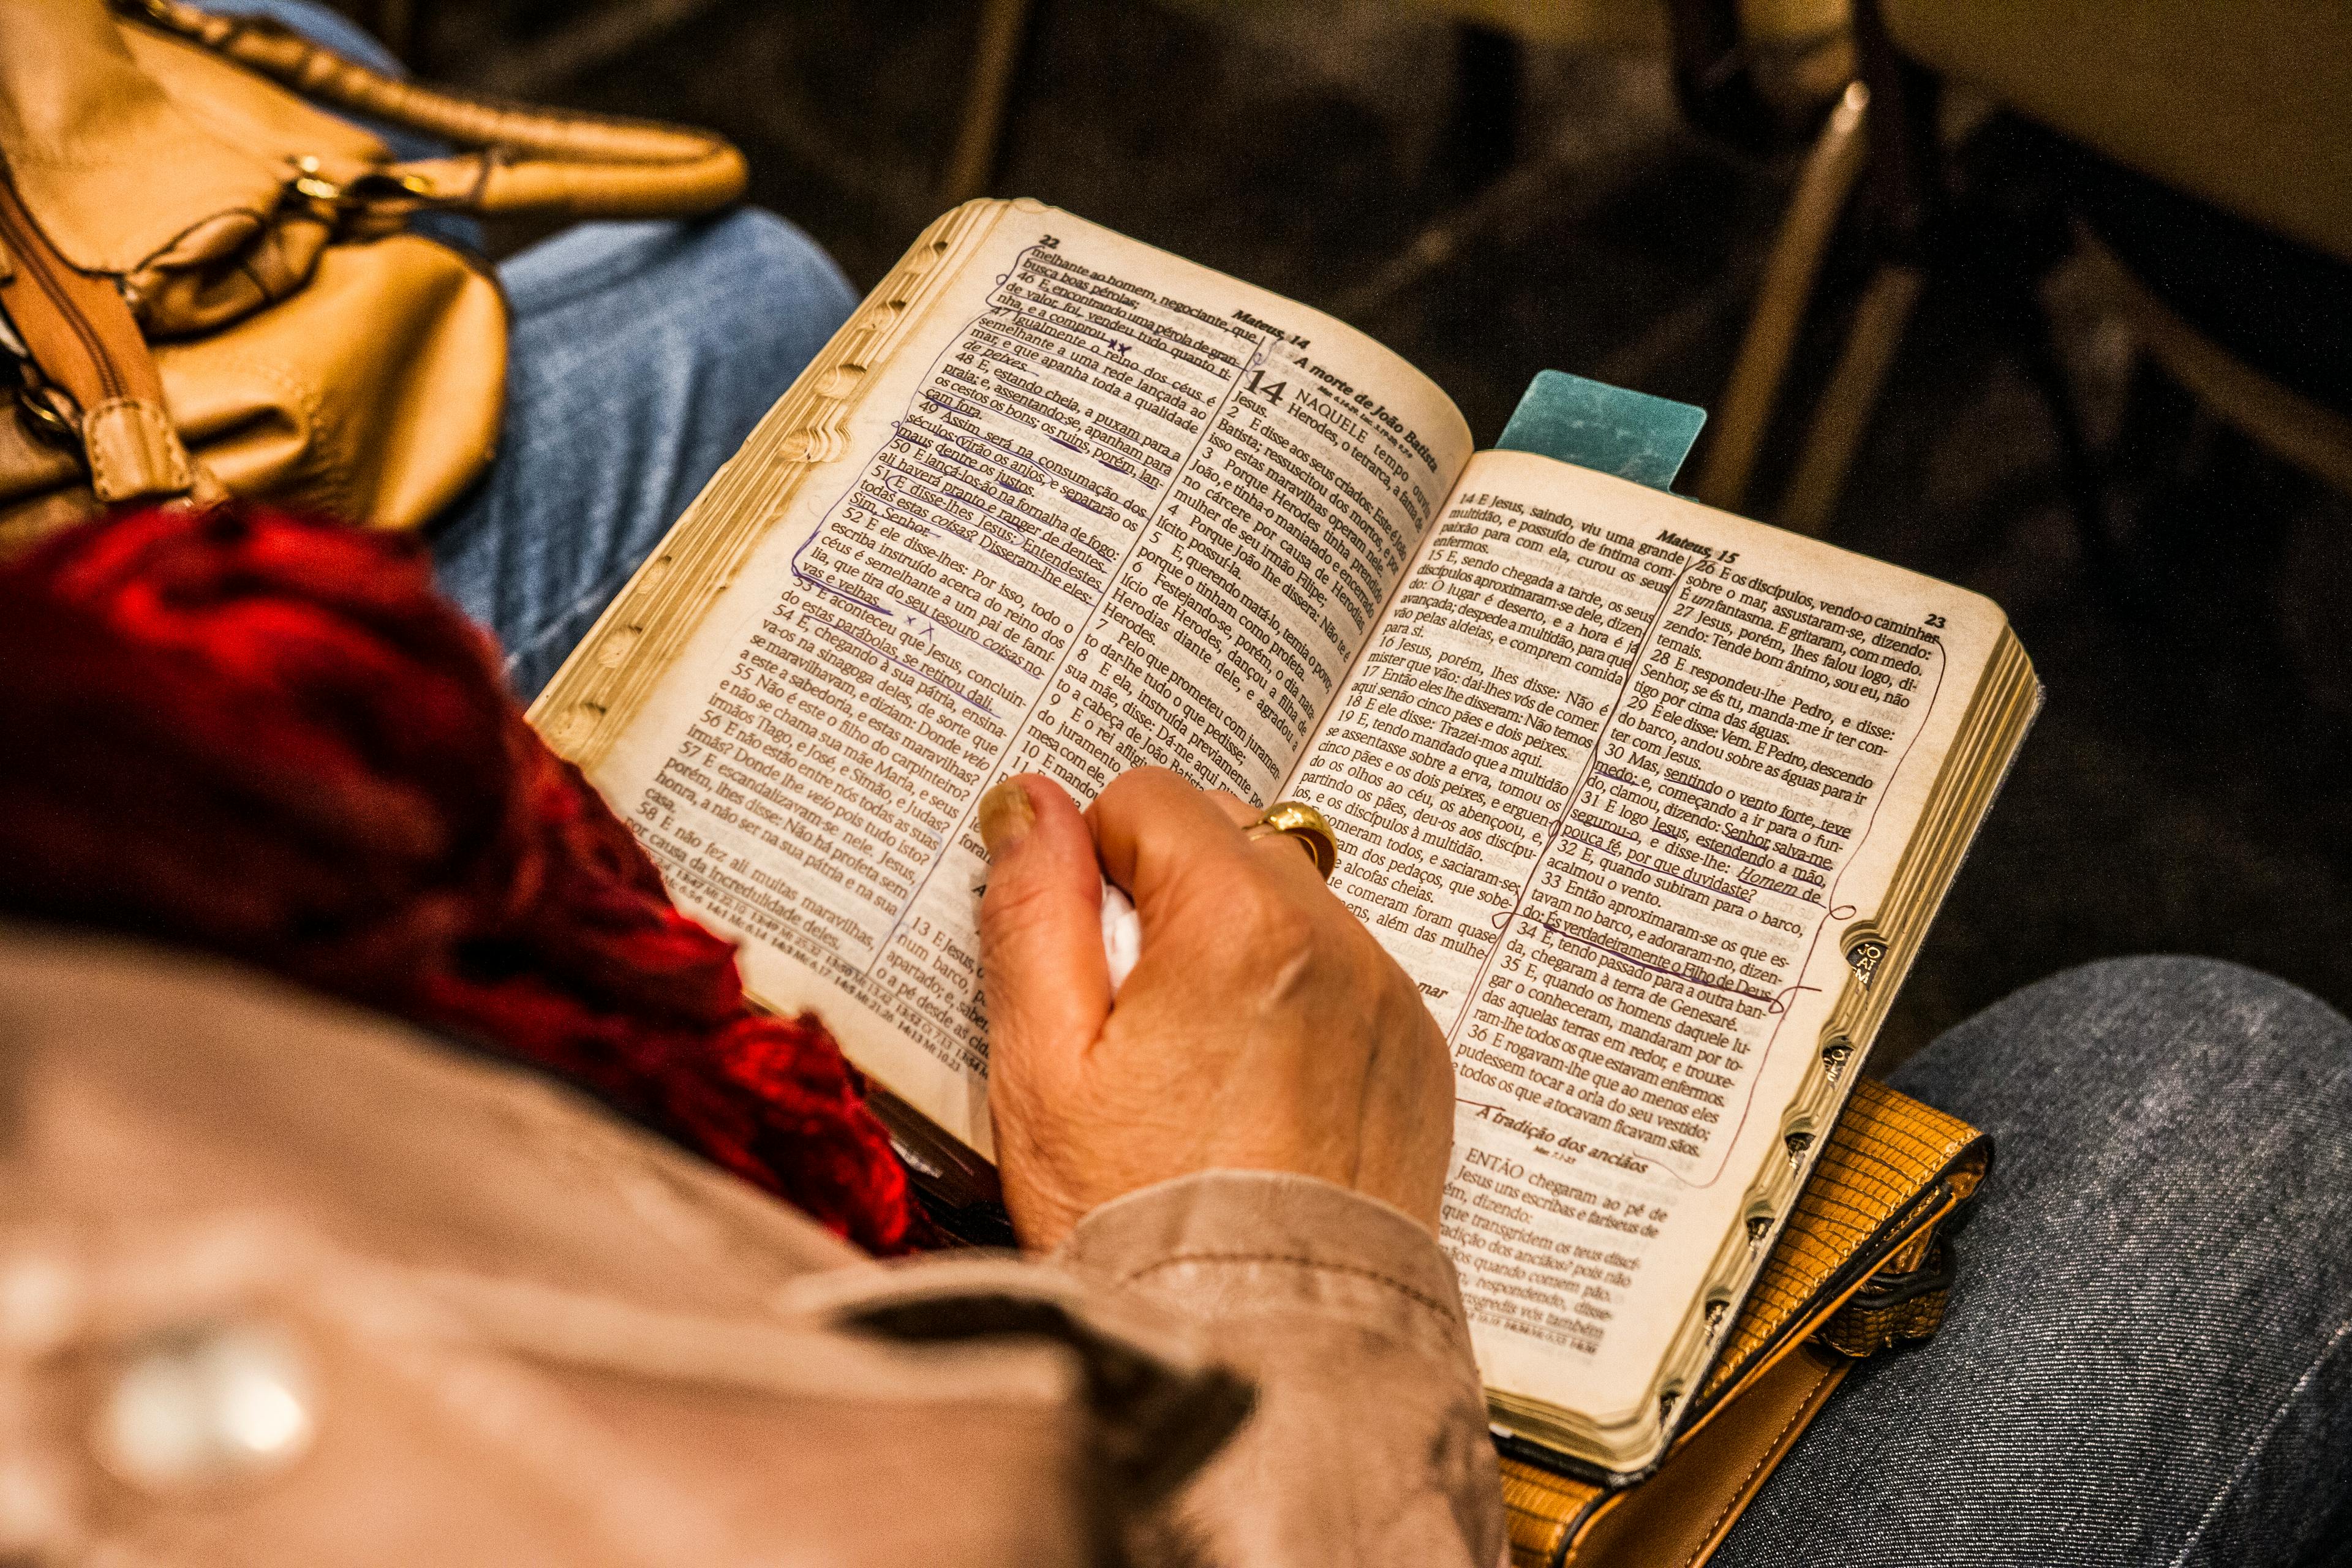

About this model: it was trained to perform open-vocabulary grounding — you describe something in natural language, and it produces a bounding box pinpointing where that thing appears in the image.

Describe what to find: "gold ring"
[1245,801,1338,881]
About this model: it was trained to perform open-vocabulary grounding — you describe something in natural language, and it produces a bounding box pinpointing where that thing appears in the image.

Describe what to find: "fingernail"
[978,776,1035,857]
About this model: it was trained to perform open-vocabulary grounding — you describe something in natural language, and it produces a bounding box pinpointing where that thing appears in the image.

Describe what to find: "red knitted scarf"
[0,506,915,1254]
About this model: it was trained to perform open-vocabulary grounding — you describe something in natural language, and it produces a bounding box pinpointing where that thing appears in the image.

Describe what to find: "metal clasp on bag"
[289,156,438,204]
[289,156,344,205]
[287,156,439,230]
[346,170,440,204]
[0,303,80,450]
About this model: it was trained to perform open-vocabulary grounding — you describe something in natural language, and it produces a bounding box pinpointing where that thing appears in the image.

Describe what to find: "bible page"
[577,204,1472,1153]
[1283,450,2004,1426]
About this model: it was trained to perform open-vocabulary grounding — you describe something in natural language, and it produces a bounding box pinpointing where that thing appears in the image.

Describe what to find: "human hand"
[976,767,1454,1251]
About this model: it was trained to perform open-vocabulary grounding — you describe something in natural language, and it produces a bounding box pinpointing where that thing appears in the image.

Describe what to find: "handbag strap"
[118,0,747,221]
[0,179,203,505]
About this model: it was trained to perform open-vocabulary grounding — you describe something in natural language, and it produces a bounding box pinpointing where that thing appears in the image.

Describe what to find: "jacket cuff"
[1052,1170,1477,1370]
[1054,1172,1503,1568]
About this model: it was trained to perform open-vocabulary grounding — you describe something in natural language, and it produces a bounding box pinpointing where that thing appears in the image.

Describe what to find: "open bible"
[530,199,2039,1480]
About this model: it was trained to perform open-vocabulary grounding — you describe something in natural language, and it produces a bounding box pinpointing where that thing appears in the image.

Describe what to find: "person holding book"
[976,768,2352,1567]
[3,497,2348,1567]
[0,6,2343,1564]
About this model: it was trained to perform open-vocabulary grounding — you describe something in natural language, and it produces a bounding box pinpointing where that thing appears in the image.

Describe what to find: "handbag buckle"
[0,322,80,450]
[16,382,78,447]
[288,159,439,223]
[289,156,343,205]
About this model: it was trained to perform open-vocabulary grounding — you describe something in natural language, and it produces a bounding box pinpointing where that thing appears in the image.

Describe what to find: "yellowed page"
[1285,450,2005,1429]
[575,205,1472,1154]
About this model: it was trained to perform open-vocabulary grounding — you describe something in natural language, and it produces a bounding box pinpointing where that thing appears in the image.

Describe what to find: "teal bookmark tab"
[1493,369,1707,492]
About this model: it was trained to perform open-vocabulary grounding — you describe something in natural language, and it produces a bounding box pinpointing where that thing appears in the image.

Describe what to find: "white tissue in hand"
[1099,880,1140,993]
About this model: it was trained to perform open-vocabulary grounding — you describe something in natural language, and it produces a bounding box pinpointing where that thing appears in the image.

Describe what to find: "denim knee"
[1717,961,2352,1566]
[682,208,859,376]
[1891,954,2351,1157]
[437,206,858,696]
[198,0,405,74]
[1885,955,2352,1412]
[500,209,856,390]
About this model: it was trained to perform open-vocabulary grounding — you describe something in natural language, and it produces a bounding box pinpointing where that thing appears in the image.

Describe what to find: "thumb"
[978,774,1110,1080]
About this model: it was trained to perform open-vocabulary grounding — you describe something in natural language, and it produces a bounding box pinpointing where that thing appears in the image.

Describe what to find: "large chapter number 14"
[1242,369,1286,403]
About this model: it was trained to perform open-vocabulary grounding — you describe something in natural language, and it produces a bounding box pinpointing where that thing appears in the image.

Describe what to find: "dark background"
[389,0,2350,1064]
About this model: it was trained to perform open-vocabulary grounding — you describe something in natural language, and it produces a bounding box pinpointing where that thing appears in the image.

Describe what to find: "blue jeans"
[227,9,2352,1561]
[1720,959,2352,1567]
[428,216,854,696]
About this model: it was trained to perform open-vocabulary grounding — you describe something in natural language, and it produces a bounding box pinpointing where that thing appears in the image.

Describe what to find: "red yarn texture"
[0,506,915,1254]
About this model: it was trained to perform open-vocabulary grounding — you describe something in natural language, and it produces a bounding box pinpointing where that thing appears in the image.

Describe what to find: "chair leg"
[1691,80,1872,514]
[940,0,1040,208]
[2011,284,2111,563]
[1775,262,1923,535]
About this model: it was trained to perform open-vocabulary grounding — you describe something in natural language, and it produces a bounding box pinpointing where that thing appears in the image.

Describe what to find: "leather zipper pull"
[0,175,195,505]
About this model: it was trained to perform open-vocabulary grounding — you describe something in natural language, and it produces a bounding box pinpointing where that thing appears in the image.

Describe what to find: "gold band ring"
[1245,801,1338,881]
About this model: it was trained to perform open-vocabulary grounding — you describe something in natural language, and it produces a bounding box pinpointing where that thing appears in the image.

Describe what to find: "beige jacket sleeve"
[0,926,1504,1567]
[1057,1172,1507,1568]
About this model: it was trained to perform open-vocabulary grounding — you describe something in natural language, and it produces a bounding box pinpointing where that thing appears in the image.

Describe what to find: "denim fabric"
[199,0,397,85]
[428,214,856,697]
[1719,957,2352,1568]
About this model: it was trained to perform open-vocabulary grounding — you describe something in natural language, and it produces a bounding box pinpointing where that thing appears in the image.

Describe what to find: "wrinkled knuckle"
[1345,921,1413,990]
[1088,768,1144,820]
[1343,911,1394,964]
[979,873,1056,957]
[1368,949,1446,1049]
[1225,879,1291,942]
[1227,878,1316,969]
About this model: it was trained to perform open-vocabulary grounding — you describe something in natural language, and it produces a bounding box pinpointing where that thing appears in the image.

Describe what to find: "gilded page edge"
[527,199,1014,765]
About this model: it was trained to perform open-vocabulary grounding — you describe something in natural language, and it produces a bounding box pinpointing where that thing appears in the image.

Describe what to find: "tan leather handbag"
[0,0,749,551]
